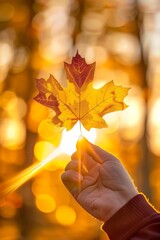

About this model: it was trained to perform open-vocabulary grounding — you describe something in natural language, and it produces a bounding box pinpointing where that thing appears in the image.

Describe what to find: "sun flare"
[0,121,97,198]
[60,121,97,155]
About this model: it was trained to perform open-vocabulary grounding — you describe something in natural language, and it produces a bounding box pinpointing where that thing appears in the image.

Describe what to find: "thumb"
[76,137,116,164]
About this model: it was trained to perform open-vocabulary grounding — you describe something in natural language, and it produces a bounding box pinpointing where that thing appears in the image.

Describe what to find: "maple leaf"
[34,52,129,131]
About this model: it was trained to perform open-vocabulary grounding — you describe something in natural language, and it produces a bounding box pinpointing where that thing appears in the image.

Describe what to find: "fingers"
[61,170,83,198]
[71,151,97,172]
[77,138,117,164]
[65,160,87,175]
[61,169,83,183]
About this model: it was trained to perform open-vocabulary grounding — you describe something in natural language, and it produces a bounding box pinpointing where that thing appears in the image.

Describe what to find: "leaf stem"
[79,121,82,135]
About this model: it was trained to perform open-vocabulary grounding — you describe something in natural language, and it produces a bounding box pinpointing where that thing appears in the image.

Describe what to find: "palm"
[75,161,122,221]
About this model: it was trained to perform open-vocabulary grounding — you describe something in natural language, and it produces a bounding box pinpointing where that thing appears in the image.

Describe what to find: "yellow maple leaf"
[34,52,129,131]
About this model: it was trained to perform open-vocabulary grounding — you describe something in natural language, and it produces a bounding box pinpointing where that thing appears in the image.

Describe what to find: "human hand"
[61,138,138,221]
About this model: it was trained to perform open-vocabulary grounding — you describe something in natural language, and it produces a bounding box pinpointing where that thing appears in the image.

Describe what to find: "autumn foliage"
[34,52,129,131]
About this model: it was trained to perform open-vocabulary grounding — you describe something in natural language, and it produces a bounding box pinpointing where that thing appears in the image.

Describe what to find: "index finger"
[76,137,117,164]
[72,150,98,171]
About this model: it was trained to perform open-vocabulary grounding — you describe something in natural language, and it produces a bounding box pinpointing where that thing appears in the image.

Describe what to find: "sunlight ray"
[0,147,61,199]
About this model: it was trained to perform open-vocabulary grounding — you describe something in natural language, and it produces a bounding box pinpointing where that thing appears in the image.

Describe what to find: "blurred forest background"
[0,0,160,239]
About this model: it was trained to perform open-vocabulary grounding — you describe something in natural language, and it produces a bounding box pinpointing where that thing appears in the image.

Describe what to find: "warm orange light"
[55,205,76,226]
[106,33,141,65]
[119,87,145,141]
[27,100,48,133]
[0,42,13,66]
[32,177,50,196]
[0,120,96,198]
[34,141,56,162]
[0,224,20,239]
[34,141,71,170]
[0,118,26,149]
[39,34,72,63]
[0,147,61,198]
[82,12,105,33]
[103,112,119,134]
[5,97,27,119]
[0,91,16,108]
[0,205,17,218]
[35,194,56,213]
[149,98,160,124]
[60,121,96,155]
[148,97,160,155]
[150,169,160,187]
[38,119,62,146]
[45,153,70,171]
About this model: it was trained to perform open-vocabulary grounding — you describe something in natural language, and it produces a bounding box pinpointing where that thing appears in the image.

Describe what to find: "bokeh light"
[0,118,26,149]
[35,194,56,213]
[27,100,49,132]
[34,141,56,162]
[148,97,160,155]
[55,205,76,226]
[119,86,146,141]
[38,119,62,146]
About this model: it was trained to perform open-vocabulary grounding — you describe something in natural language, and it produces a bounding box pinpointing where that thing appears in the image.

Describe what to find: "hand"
[61,138,138,221]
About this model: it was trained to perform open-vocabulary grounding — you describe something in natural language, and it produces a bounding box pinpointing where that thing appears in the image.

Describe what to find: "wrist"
[103,188,138,221]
